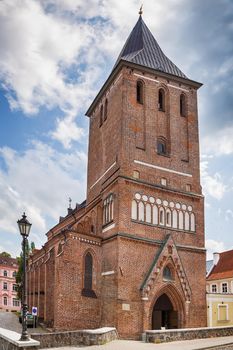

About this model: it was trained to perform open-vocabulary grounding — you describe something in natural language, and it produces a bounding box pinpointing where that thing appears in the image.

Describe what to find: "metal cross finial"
[139,4,143,16]
[69,197,72,209]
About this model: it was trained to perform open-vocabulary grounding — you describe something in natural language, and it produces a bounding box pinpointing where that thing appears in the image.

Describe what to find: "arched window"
[103,194,114,225]
[131,200,138,220]
[179,211,184,229]
[157,137,167,156]
[82,253,97,298]
[99,105,103,127]
[163,266,173,281]
[190,213,195,232]
[158,88,165,111]
[146,203,152,223]
[138,201,145,221]
[104,99,108,121]
[185,212,190,231]
[152,205,158,225]
[180,94,186,116]
[159,207,165,225]
[84,253,92,290]
[172,210,178,229]
[166,209,171,227]
[136,81,143,104]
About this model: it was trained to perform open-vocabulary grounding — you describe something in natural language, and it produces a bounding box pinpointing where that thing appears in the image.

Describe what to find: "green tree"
[0,251,11,257]
[16,241,35,301]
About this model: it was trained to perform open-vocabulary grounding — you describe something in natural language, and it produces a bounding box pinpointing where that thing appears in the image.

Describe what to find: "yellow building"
[206,249,233,327]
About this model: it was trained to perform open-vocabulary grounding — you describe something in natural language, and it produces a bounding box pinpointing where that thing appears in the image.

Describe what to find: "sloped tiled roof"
[0,256,18,267]
[207,249,233,281]
[114,15,187,79]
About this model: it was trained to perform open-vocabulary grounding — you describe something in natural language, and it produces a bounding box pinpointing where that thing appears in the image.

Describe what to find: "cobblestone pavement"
[42,338,233,350]
[0,310,46,334]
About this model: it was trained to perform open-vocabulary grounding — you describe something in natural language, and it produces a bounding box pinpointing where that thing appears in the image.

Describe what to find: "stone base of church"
[145,326,233,343]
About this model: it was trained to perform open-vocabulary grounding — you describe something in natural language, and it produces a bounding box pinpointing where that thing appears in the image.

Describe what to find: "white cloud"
[0,142,87,249]
[205,239,226,260]
[202,126,233,156]
[0,0,189,148]
[225,209,233,222]
[51,115,85,149]
[201,161,226,200]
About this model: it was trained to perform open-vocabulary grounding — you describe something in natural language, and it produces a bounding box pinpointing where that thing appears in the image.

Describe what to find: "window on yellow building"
[218,305,228,321]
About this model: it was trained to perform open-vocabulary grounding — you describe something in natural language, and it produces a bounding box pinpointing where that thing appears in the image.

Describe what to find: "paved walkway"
[42,337,233,350]
[1,312,233,349]
[0,310,46,334]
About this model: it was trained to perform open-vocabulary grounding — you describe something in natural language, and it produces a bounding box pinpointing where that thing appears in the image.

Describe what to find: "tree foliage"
[0,251,11,257]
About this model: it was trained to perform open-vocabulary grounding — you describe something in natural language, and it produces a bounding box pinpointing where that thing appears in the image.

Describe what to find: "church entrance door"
[152,293,178,329]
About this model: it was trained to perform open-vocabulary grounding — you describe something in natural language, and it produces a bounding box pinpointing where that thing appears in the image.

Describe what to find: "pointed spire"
[139,4,143,16]
[113,16,187,79]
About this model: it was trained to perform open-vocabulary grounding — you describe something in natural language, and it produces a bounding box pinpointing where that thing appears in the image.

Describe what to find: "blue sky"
[0,0,232,259]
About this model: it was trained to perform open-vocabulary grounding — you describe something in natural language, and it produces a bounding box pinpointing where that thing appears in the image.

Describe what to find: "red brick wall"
[28,63,206,338]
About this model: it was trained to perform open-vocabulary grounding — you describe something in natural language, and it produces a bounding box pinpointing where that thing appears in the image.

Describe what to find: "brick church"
[28,13,207,338]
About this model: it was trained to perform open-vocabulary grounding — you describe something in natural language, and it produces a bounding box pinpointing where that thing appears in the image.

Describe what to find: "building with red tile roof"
[206,249,233,327]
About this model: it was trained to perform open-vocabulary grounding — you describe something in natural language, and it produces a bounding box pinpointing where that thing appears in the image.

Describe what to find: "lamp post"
[17,212,32,341]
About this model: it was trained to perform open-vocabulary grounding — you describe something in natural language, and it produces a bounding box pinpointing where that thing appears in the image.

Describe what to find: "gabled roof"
[207,249,233,281]
[0,256,18,267]
[113,15,187,79]
[141,234,191,301]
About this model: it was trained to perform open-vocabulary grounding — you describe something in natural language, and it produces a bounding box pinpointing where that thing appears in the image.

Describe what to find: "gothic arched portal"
[152,293,179,330]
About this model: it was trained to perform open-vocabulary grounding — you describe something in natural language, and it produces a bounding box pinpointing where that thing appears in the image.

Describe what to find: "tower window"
[99,105,103,127]
[161,178,167,186]
[104,99,108,121]
[186,184,191,192]
[133,170,140,179]
[180,94,186,116]
[157,138,167,156]
[166,209,171,227]
[158,88,165,111]
[131,200,138,220]
[159,207,165,225]
[103,194,114,226]
[136,81,143,104]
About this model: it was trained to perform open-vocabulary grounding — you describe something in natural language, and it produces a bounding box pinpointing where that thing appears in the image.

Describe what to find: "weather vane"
[139,4,143,16]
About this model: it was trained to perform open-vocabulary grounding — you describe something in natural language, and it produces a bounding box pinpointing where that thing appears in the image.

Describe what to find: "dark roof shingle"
[114,15,187,79]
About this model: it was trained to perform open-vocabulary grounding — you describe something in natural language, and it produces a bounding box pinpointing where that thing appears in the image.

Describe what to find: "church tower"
[27,12,207,339]
[86,13,206,337]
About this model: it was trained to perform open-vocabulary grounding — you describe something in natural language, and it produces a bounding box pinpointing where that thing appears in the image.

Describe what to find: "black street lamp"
[17,212,32,341]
